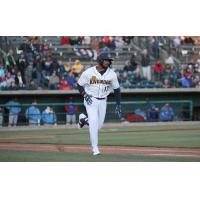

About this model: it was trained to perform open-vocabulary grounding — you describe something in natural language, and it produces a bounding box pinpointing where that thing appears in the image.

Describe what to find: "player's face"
[101,59,111,68]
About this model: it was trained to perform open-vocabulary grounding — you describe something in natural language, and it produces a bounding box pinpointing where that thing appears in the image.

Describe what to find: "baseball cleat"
[78,113,89,129]
[92,147,100,155]
[93,151,101,156]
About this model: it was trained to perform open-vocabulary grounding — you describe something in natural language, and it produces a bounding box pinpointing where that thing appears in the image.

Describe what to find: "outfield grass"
[0,124,200,161]
[0,150,200,162]
[8,126,200,148]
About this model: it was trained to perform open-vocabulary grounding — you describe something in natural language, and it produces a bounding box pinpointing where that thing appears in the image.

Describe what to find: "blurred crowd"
[118,50,200,89]
[0,36,200,90]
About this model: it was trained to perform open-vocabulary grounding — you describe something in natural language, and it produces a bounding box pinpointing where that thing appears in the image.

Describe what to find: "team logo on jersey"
[91,76,97,81]
[90,76,111,85]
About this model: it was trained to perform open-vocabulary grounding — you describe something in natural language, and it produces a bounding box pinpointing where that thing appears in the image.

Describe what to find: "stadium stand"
[1,36,200,91]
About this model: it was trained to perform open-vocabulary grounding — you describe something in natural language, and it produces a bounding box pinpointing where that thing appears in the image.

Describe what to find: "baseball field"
[0,121,200,162]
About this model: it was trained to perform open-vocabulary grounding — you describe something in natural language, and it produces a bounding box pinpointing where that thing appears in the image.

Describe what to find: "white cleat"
[93,151,101,156]
[92,148,101,156]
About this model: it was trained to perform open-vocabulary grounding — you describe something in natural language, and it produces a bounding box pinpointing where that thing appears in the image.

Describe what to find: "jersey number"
[104,86,109,92]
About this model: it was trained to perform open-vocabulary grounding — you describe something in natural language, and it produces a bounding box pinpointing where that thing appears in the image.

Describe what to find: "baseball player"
[77,53,121,155]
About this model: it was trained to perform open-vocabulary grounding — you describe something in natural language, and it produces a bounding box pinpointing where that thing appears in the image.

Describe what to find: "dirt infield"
[1,122,200,158]
[0,142,200,158]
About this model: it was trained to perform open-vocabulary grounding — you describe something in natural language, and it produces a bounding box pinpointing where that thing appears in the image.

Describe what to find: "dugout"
[0,88,200,125]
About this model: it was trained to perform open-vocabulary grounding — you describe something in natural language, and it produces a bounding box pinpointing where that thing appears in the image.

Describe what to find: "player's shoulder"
[82,66,96,74]
[108,67,117,75]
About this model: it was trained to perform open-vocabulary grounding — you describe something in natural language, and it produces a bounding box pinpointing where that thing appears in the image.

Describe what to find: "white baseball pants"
[84,97,107,153]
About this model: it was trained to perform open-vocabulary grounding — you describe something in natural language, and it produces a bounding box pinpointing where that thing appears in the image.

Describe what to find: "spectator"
[193,75,200,86]
[159,103,175,121]
[33,55,43,87]
[5,98,21,127]
[99,43,111,55]
[82,36,91,45]
[63,63,71,74]
[141,49,151,81]
[147,104,159,122]
[124,55,137,72]
[0,64,5,78]
[25,61,34,88]
[25,100,41,126]
[64,97,78,125]
[42,106,57,125]
[5,72,15,88]
[15,71,25,88]
[122,36,133,45]
[60,36,71,45]
[173,36,181,54]
[0,64,6,89]
[173,36,181,48]
[195,80,200,88]
[5,49,16,69]
[169,64,182,87]
[43,56,52,76]
[48,70,60,89]
[151,37,160,59]
[162,78,170,88]
[8,81,18,90]
[182,67,193,88]
[27,79,37,90]
[59,76,72,90]
[10,67,17,79]
[65,70,77,88]
[153,60,165,81]
[50,58,60,74]
[103,36,111,45]
[91,37,100,50]
[0,106,4,127]
[16,53,28,82]
[72,60,84,77]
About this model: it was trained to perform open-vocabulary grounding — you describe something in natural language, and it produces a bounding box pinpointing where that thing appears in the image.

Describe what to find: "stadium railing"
[0,100,193,127]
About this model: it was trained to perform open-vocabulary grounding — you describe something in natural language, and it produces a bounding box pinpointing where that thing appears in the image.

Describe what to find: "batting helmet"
[97,53,113,66]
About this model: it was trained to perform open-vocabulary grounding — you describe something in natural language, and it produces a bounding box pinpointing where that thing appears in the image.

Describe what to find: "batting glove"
[84,94,93,105]
[115,104,122,119]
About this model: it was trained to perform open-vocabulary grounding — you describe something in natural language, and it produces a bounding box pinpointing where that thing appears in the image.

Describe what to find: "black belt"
[94,97,106,100]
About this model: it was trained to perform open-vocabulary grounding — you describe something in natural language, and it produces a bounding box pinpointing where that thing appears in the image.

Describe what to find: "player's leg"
[98,99,107,130]
[84,98,100,155]
[72,114,76,124]
[13,114,18,126]
[66,114,70,125]
[9,113,13,126]
[0,114,3,127]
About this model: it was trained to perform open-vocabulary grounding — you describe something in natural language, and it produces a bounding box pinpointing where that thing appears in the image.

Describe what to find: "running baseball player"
[77,53,121,155]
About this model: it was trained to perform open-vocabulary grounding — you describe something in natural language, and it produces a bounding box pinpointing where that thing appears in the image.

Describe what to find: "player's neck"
[96,65,107,72]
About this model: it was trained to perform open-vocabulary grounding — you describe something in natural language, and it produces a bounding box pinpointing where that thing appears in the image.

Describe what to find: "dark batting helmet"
[97,53,113,66]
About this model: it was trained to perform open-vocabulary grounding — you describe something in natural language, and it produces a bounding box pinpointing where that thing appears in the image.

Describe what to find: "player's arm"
[77,71,93,105]
[77,83,86,96]
[77,83,93,105]
[112,73,122,119]
[114,88,122,118]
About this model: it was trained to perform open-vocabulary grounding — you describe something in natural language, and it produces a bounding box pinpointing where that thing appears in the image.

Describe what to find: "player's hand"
[115,104,122,119]
[84,94,93,105]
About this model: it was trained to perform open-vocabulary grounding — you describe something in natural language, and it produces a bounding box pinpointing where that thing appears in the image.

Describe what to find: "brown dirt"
[0,143,200,158]
[1,123,200,158]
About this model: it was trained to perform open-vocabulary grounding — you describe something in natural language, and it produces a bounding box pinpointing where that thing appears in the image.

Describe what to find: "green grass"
[0,150,200,162]
[11,128,200,148]
[0,124,200,161]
